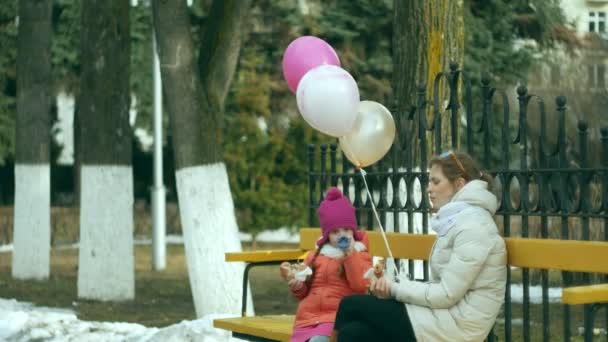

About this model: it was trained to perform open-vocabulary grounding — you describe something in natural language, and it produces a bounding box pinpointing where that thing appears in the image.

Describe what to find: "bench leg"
[242,263,255,317]
[583,304,593,342]
[241,261,285,317]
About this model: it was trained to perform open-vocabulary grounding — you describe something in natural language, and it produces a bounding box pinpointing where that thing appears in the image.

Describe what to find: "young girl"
[280,187,372,342]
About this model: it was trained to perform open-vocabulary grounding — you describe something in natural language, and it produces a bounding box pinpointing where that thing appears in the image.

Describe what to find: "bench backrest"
[298,228,608,274]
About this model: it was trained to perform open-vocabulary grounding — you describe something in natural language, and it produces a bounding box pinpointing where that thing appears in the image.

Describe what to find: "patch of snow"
[0,298,246,342]
[0,244,13,253]
[509,284,562,304]
[238,227,299,244]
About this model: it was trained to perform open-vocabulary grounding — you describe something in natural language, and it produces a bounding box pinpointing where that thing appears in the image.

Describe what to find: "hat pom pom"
[325,187,343,201]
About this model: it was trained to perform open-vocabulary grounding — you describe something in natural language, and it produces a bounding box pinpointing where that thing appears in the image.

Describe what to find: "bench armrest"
[225,249,310,263]
[562,283,608,305]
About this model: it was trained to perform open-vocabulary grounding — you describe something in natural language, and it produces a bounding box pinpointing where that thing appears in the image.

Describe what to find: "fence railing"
[308,63,608,342]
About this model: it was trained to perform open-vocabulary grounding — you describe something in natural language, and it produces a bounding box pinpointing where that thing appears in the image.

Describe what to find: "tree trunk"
[152,0,253,317]
[12,0,53,280]
[393,0,465,154]
[77,0,133,301]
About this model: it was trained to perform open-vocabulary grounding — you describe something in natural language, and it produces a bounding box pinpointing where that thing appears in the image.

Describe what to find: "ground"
[0,242,300,327]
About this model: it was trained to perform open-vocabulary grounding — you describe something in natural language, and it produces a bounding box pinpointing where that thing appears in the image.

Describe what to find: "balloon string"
[359,169,398,277]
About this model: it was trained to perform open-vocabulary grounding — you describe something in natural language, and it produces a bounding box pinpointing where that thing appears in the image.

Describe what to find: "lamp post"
[151,31,166,271]
[140,0,193,270]
[131,0,178,270]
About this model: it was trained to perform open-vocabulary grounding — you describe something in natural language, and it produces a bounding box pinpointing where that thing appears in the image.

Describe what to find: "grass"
[1,243,606,341]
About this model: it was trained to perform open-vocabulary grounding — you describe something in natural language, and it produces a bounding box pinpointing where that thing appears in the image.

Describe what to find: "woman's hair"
[429,151,494,192]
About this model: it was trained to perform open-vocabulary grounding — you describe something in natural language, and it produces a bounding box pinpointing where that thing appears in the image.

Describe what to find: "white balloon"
[296,65,360,137]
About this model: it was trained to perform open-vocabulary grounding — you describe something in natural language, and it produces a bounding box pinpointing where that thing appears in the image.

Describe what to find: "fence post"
[308,144,316,227]
[555,95,572,342]
[448,62,460,149]
[319,144,328,202]
[517,85,532,342]
[330,144,338,187]
[481,73,493,167]
[536,94,551,342]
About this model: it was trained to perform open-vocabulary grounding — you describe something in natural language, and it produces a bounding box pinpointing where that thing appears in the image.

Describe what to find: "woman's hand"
[369,276,392,299]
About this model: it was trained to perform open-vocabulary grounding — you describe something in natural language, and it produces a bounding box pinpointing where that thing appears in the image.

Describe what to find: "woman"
[332,151,507,342]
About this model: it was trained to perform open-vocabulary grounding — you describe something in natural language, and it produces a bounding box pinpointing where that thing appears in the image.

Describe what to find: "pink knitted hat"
[316,187,362,247]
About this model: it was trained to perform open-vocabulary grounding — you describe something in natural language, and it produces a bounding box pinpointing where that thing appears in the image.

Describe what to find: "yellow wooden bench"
[213,228,608,342]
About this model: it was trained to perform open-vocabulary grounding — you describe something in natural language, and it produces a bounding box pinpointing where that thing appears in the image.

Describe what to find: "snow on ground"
[0,229,300,341]
[0,244,12,253]
[509,284,562,304]
[0,286,565,342]
[0,298,245,342]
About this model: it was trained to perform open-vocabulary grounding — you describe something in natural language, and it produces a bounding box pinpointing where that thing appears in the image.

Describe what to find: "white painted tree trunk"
[176,163,253,317]
[77,166,134,301]
[12,164,50,279]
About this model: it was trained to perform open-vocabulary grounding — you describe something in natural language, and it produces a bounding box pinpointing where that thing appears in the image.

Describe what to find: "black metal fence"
[307,63,608,342]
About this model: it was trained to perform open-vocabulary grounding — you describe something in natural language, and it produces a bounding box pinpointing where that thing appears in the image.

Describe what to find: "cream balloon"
[339,101,396,168]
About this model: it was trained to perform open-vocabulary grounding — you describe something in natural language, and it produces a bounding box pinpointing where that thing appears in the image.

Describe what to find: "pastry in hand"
[363,258,385,280]
[280,261,311,281]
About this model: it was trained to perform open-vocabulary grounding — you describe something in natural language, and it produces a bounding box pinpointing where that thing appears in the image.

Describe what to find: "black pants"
[334,295,417,342]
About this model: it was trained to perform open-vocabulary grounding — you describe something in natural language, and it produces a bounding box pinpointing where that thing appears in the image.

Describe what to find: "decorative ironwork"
[308,64,608,342]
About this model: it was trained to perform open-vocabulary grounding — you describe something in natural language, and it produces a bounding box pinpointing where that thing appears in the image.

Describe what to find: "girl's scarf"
[319,241,366,259]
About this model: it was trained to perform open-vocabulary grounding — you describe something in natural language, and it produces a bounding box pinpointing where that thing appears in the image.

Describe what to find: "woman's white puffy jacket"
[390,180,507,342]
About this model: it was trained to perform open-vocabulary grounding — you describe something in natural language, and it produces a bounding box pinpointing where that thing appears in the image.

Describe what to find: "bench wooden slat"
[300,228,436,260]
[367,232,436,260]
[506,238,608,273]
[213,315,294,342]
[225,249,309,263]
[249,230,608,274]
[299,227,322,249]
[562,283,608,305]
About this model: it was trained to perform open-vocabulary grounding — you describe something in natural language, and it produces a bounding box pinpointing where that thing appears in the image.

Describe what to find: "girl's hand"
[369,276,392,299]
[344,243,355,256]
[279,262,291,280]
[288,278,304,291]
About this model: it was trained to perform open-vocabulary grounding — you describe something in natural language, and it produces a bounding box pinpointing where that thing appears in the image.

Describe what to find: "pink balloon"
[282,36,341,93]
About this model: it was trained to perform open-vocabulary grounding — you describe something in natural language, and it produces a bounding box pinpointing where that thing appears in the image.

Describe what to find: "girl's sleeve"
[290,281,309,300]
[343,250,372,293]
